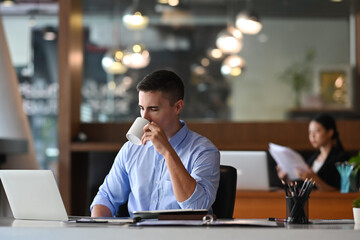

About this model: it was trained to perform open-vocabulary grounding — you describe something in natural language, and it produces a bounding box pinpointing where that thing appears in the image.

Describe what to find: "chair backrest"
[212,165,237,219]
[116,201,129,217]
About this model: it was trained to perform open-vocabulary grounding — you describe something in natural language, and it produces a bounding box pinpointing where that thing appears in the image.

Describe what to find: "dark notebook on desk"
[133,209,209,220]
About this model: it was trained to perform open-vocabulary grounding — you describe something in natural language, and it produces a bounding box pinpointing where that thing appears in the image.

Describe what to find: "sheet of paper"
[71,217,137,224]
[268,143,309,180]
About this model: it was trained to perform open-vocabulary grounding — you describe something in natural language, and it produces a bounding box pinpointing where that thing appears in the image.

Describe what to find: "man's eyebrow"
[138,105,159,109]
[148,106,159,110]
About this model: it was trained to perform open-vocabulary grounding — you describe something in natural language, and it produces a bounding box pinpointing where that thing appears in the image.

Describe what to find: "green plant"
[279,49,315,107]
[349,151,360,171]
[349,152,360,192]
[353,198,360,208]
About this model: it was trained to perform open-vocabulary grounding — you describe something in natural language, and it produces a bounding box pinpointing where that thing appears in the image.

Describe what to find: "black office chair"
[116,201,130,217]
[212,165,237,219]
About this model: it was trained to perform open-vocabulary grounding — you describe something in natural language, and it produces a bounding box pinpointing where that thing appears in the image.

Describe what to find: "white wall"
[231,18,350,121]
[2,16,57,66]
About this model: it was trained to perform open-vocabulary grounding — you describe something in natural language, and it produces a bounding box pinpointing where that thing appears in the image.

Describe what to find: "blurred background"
[0,0,357,170]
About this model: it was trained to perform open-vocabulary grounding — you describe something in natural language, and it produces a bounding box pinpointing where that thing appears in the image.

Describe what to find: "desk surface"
[0,218,359,240]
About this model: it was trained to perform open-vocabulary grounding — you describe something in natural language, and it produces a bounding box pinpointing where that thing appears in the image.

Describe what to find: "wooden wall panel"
[58,0,83,213]
[77,120,360,152]
[234,191,360,219]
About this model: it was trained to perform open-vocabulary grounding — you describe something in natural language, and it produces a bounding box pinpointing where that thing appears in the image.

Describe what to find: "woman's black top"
[306,147,349,189]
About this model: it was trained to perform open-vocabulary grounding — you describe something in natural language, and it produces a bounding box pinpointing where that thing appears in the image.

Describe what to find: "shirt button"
[153,200,156,204]
[156,180,159,184]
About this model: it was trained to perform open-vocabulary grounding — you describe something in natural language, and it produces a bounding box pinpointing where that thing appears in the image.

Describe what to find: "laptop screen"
[0,170,68,221]
[220,151,270,190]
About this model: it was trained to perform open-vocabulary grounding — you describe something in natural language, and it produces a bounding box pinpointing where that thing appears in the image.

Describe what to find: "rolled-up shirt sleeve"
[178,149,220,210]
[90,148,130,216]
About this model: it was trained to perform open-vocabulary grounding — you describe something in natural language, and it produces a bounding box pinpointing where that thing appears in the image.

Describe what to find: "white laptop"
[0,170,68,221]
[220,151,270,190]
[0,170,138,223]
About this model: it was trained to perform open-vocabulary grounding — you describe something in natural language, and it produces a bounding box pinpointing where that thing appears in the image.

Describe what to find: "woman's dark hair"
[136,70,184,106]
[311,113,344,150]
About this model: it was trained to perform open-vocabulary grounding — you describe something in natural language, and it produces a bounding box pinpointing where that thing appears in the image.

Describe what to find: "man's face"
[138,90,182,137]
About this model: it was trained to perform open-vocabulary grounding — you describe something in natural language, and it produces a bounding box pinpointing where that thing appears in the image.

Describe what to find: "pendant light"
[206,47,224,61]
[215,0,243,55]
[123,0,149,30]
[235,0,262,35]
[216,26,243,54]
[101,0,128,75]
[122,43,150,69]
[221,55,246,77]
[102,49,128,74]
[235,10,262,35]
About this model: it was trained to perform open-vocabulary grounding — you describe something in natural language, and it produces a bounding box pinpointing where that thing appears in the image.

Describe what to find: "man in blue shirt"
[90,70,220,217]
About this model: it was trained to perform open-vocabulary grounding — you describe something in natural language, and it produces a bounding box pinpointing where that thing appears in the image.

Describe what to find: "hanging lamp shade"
[221,55,246,77]
[101,49,128,74]
[122,44,150,69]
[235,10,262,35]
[206,47,224,61]
[216,29,243,54]
[0,12,38,169]
[122,1,149,30]
[1,0,15,7]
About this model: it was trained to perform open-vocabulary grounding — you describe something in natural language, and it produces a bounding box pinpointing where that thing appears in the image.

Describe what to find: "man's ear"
[174,99,184,114]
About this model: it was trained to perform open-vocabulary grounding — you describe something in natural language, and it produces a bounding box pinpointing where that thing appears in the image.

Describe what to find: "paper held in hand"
[268,143,309,180]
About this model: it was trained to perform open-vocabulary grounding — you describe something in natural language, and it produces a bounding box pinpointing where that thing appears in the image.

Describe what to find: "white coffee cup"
[126,117,150,145]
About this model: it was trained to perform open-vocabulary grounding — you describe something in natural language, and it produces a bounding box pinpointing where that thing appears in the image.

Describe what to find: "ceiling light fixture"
[42,26,57,41]
[168,0,179,7]
[123,0,149,30]
[221,55,246,77]
[216,29,243,54]
[102,49,128,74]
[102,0,128,75]
[123,44,150,69]
[206,47,224,61]
[1,0,15,7]
[216,1,244,55]
[235,10,262,35]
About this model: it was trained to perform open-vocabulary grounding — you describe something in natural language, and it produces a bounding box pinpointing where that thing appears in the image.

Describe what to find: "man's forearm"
[91,204,112,217]
[164,148,196,202]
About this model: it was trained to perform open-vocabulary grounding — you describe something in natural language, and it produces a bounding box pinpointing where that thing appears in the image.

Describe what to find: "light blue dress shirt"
[90,121,220,216]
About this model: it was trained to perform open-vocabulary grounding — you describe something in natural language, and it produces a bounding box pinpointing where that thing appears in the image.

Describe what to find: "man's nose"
[142,110,151,121]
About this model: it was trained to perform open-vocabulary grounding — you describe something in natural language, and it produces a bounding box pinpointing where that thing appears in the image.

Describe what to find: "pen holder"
[286,196,309,224]
[336,163,354,193]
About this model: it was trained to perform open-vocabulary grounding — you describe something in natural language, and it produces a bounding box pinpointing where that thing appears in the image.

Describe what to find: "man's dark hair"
[136,70,185,105]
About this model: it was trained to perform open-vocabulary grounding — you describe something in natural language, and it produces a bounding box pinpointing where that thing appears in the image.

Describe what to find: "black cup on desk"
[286,196,309,224]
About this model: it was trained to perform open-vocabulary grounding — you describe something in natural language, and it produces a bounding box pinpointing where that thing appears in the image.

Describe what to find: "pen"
[268,217,287,222]
[281,179,289,196]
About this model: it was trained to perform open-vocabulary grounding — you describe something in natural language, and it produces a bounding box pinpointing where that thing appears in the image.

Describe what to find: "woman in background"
[278,113,349,191]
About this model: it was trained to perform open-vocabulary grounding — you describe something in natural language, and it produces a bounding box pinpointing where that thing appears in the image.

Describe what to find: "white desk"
[0,218,359,240]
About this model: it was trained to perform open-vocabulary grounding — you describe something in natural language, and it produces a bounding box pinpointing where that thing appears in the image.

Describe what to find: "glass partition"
[1,3,58,170]
[79,0,353,122]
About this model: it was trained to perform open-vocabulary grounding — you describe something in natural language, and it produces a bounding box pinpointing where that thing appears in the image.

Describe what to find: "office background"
[0,0,360,216]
